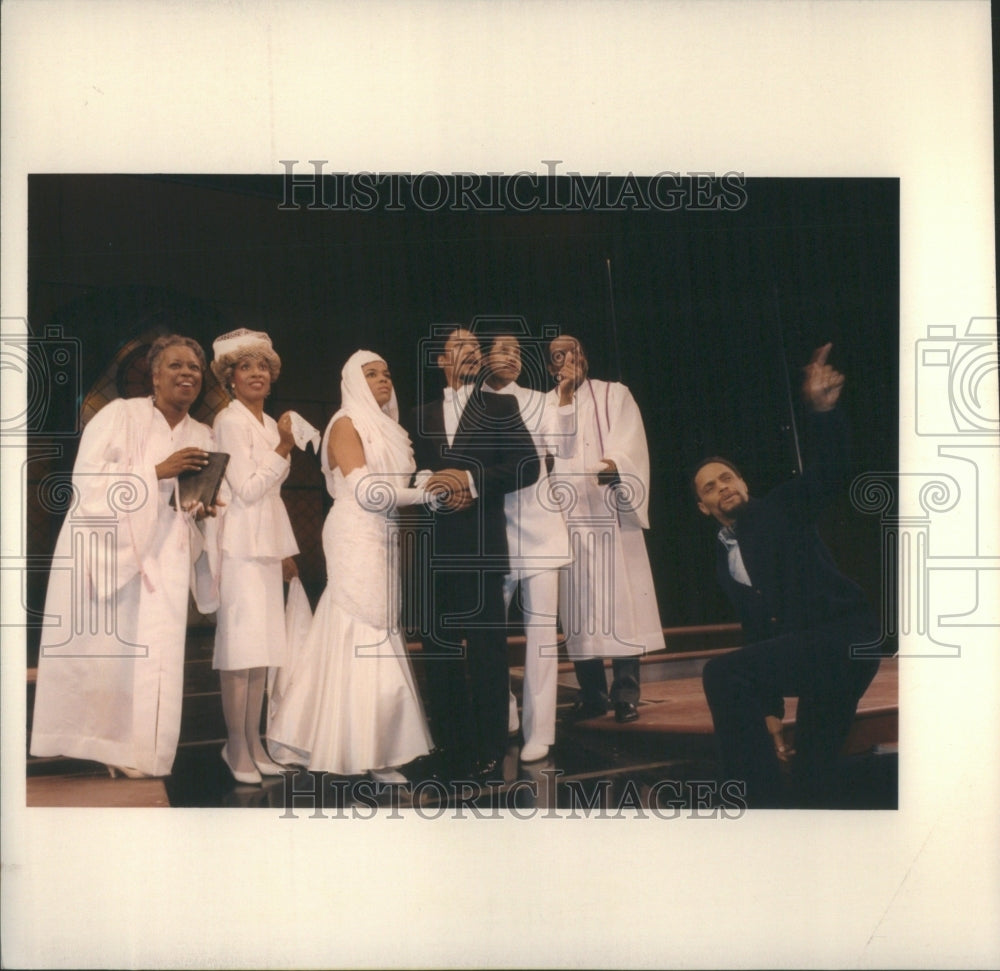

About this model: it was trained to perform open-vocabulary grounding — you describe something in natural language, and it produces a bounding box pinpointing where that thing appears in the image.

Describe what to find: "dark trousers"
[701,615,880,807]
[574,656,641,706]
[422,569,509,771]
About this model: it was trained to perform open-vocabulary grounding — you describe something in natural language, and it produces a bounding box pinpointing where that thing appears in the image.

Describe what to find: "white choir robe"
[29,397,220,777]
[212,400,298,671]
[487,383,573,749]
[548,378,666,660]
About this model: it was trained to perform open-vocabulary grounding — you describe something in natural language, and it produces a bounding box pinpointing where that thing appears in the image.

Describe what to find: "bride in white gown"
[267,350,434,781]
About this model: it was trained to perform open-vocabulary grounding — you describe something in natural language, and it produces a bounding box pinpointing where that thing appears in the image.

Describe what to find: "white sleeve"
[72,400,160,593]
[345,466,431,513]
[538,397,578,459]
[214,410,288,505]
[189,423,222,613]
[601,384,652,529]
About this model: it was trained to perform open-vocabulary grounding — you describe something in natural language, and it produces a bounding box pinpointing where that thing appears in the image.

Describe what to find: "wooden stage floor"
[25,656,898,811]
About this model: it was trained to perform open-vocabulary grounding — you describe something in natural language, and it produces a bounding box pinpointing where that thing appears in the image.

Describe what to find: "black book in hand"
[170,451,229,510]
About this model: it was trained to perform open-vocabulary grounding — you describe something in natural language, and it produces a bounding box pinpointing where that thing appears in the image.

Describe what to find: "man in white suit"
[481,329,575,762]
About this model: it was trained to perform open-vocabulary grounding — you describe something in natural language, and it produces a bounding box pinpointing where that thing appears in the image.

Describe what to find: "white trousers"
[504,569,560,748]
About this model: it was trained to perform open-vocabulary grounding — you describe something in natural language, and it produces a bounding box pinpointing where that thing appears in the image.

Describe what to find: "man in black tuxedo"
[693,344,881,808]
[408,326,541,783]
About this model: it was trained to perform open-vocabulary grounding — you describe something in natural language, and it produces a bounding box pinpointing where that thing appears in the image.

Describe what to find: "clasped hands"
[425,469,474,511]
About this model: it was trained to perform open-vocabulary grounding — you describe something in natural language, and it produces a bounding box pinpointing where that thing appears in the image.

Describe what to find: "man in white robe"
[547,335,665,723]
[30,383,220,777]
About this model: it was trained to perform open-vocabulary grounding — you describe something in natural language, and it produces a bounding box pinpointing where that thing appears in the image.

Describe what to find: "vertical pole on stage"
[605,258,623,383]
[772,284,803,476]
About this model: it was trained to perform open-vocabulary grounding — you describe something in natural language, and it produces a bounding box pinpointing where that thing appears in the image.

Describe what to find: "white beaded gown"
[267,355,433,775]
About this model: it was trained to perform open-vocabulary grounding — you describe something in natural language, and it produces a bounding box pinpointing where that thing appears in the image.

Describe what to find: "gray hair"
[147,334,208,376]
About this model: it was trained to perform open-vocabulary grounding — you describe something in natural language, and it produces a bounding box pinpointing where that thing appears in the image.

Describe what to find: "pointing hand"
[802,343,845,412]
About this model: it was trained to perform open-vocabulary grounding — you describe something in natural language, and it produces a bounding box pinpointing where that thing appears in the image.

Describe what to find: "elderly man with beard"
[693,344,880,808]
[547,335,666,725]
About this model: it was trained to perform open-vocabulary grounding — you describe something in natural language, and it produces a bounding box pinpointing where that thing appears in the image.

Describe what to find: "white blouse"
[213,399,299,559]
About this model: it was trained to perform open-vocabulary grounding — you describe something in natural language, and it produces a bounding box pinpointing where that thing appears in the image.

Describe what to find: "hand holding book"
[168,451,230,514]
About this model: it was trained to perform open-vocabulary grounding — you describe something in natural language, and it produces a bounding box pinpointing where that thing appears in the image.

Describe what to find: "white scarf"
[322,349,416,477]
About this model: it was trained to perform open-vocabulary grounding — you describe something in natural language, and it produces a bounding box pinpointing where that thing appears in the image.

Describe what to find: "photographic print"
[2,2,996,968]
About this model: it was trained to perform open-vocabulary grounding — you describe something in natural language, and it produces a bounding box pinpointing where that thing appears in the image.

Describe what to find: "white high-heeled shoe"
[221,743,262,785]
[370,767,408,785]
[251,751,287,776]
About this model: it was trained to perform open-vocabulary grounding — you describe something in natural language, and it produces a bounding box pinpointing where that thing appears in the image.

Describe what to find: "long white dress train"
[267,459,433,775]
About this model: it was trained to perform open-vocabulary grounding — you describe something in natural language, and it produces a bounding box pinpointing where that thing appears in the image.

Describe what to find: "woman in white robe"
[267,350,434,783]
[210,329,300,785]
[30,335,221,778]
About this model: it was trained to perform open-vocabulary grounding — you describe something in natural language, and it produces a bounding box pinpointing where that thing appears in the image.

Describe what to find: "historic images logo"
[277,161,748,214]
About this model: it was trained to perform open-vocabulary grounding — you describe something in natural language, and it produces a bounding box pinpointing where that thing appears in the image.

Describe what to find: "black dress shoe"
[563,697,610,722]
[614,701,639,723]
[409,748,459,783]
[470,758,502,786]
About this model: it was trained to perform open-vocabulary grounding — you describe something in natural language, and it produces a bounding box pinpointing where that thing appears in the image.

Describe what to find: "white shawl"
[322,348,416,479]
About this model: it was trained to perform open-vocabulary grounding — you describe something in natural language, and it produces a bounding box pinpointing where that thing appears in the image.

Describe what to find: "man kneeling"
[693,344,881,808]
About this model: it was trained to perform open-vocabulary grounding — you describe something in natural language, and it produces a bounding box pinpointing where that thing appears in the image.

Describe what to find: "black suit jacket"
[408,388,541,573]
[717,408,872,645]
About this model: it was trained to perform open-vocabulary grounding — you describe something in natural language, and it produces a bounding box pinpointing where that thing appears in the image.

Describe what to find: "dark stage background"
[25,174,898,656]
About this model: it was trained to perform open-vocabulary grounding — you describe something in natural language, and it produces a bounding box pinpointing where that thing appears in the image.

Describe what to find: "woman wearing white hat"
[211,329,300,784]
[267,350,433,783]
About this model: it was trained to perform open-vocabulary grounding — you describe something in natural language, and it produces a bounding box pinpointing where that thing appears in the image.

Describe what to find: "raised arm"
[773,343,853,521]
[801,342,845,412]
[215,411,290,505]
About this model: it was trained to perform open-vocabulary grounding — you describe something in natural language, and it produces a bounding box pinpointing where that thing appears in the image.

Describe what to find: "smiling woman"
[29,334,221,779]
[151,340,206,420]
[209,329,301,785]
